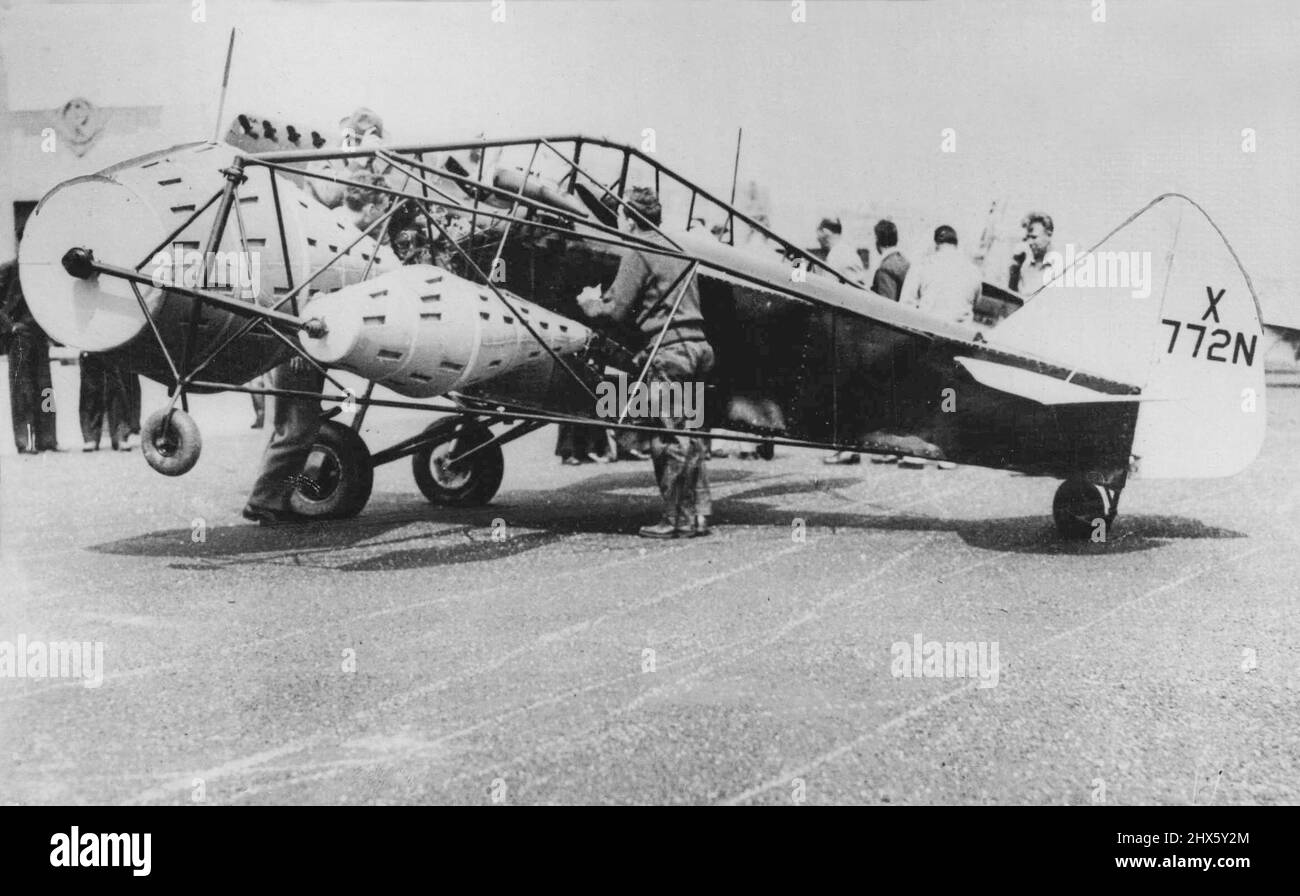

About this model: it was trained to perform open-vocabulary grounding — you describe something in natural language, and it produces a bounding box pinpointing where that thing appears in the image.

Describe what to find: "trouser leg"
[651,428,691,525]
[646,341,714,525]
[29,336,57,450]
[246,362,325,512]
[124,372,141,435]
[105,363,130,448]
[555,423,577,459]
[10,330,38,451]
[79,353,106,447]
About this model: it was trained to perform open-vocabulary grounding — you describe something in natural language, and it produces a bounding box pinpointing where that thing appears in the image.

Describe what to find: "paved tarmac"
[1,372,1297,805]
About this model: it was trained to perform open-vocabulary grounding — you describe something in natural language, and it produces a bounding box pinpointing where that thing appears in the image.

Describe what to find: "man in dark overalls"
[1,258,59,454]
[578,187,714,538]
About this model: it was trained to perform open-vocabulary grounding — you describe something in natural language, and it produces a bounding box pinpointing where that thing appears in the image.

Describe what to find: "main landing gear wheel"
[141,408,202,476]
[289,420,374,519]
[412,418,504,507]
[1052,479,1119,540]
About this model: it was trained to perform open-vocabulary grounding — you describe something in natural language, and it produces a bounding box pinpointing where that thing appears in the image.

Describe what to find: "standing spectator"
[826,220,914,465]
[808,217,867,287]
[899,225,982,326]
[555,424,612,465]
[897,225,979,470]
[78,352,134,451]
[1,255,58,454]
[1009,211,1058,296]
[871,219,910,301]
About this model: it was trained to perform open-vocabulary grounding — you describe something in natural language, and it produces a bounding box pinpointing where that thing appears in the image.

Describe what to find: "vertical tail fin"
[987,194,1266,478]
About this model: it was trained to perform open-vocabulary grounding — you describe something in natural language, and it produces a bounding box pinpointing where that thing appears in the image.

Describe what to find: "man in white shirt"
[1009,211,1058,296]
[894,224,980,470]
[809,217,867,287]
[898,225,982,326]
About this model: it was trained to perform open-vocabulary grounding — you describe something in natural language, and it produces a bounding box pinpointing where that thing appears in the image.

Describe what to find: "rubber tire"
[141,408,202,476]
[756,440,775,461]
[412,418,504,507]
[288,420,374,519]
[1052,479,1116,540]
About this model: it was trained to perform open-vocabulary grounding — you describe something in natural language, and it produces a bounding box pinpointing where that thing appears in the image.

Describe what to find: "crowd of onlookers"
[564,206,1057,468]
[2,253,153,455]
[1,250,261,456]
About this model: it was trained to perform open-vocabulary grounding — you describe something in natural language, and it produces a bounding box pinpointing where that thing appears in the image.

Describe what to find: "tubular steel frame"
[63,134,896,469]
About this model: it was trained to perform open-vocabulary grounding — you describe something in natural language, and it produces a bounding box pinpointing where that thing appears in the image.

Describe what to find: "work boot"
[241,505,310,527]
[824,451,861,465]
[639,513,692,539]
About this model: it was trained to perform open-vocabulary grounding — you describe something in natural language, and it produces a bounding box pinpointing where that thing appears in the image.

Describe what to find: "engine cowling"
[298,264,591,399]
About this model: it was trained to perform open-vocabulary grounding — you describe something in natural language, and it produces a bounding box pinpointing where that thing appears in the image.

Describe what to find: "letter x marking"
[1202,286,1225,323]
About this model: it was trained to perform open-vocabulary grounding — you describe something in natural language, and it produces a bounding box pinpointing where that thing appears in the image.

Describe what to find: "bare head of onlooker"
[816,217,842,252]
[344,172,391,231]
[1021,212,1053,260]
[620,187,662,233]
[934,224,959,250]
[875,219,899,255]
[339,107,384,149]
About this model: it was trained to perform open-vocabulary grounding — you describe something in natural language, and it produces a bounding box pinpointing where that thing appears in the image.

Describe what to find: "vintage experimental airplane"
[16,127,1267,539]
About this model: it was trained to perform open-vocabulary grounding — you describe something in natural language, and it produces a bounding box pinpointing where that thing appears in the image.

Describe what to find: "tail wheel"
[413,418,504,506]
[289,420,374,519]
[756,440,775,461]
[141,408,202,476]
[1053,479,1118,540]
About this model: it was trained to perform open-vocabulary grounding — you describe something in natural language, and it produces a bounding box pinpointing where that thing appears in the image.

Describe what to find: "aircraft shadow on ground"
[89,467,1244,569]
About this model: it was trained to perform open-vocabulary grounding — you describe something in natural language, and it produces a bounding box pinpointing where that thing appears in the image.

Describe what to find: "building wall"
[1,2,216,259]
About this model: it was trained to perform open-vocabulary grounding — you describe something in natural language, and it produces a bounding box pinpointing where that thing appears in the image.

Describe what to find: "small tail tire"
[289,420,374,519]
[1052,479,1118,540]
[141,408,202,476]
[413,418,504,506]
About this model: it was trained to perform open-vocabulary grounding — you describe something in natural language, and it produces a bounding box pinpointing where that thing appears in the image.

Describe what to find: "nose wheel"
[141,408,202,476]
[1053,479,1120,540]
[412,417,504,506]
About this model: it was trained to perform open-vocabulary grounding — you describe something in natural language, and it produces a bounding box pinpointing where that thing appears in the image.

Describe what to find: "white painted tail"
[987,194,1266,479]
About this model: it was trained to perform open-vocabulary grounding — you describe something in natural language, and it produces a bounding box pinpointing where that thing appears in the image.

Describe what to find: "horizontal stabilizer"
[954,357,1156,405]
